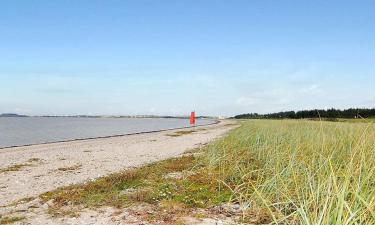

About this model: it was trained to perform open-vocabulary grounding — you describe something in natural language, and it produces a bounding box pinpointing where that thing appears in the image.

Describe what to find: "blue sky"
[1,0,374,116]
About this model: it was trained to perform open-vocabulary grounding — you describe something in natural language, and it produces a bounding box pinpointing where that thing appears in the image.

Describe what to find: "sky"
[0,0,374,116]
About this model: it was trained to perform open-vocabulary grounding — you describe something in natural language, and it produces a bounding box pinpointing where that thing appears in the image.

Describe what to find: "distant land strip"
[0,113,216,119]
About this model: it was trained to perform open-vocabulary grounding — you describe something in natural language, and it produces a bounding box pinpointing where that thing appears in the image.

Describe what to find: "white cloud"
[298,84,324,95]
[236,97,259,106]
[235,84,328,113]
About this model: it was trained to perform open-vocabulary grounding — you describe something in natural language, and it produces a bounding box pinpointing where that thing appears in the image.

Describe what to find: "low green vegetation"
[0,216,25,225]
[166,128,208,137]
[27,158,42,163]
[0,158,42,174]
[57,164,82,172]
[0,163,32,174]
[40,119,375,224]
[9,197,35,207]
[166,130,197,137]
[41,155,232,219]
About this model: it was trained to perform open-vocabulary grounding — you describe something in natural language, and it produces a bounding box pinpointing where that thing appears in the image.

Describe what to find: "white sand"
[0,120,235,208]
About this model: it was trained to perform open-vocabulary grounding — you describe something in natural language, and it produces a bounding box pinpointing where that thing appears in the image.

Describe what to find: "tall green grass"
[204,120,375,224]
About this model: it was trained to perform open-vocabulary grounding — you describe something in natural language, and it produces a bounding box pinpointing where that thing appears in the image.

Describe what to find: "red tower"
[190,111,196,125]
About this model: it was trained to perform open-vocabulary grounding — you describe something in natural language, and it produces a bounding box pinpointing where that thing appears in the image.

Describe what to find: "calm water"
[0,117,215,148]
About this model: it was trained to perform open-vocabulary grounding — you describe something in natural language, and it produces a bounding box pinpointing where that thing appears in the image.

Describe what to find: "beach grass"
[40,119,375,224]
[203,119,375,224]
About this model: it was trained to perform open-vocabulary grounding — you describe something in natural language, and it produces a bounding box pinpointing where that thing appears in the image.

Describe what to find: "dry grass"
[0,158,42,174]
[57,164,82,172]
[0,216,25,224]
[9,197,35,206]
[27,158,41,163]
[166,130,196,137]
[0,163,32,174]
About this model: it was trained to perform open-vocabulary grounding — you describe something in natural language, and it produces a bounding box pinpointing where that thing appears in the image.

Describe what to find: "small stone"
[232,203,240,210]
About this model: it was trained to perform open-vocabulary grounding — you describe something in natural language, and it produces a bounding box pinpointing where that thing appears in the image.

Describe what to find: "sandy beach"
[0,120,235,211]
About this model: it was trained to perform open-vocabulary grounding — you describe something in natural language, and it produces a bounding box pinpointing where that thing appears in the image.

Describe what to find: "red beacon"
[190,111,196,125]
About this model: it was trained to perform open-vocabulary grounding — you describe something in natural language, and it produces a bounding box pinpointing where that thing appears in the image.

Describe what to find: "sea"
[0,117,215,148]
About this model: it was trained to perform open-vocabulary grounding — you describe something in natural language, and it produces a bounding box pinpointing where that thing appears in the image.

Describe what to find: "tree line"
[234,108,375,119]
